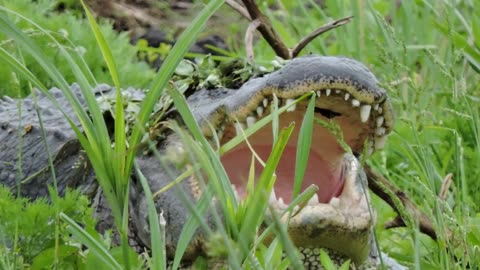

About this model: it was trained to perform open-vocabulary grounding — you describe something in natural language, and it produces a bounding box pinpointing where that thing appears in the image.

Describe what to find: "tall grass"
[0,0,479,269]
[248,0,480,269]
[0,0,224,268]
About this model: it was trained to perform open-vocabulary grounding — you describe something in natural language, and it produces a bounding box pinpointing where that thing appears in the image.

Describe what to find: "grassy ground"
[0,0,479,269]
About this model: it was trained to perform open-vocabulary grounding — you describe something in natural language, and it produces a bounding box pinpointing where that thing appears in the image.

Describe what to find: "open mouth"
[218,87,389,207]
[209,85,391,264]
[187,55,393,264]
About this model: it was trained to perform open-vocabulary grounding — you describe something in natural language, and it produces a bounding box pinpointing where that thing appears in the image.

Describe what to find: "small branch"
[291,16,353,58]
[365,164,439,240]
[225,0,251,20]
[241,0,291,59]
[245,19,262,60]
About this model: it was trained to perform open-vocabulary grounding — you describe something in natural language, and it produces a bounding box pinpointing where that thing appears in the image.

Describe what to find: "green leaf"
[134,163,166,270]
[338,259,351,270]
[238,124,294,254]
[293,93,315,198]
[60,213,121,270]
[319,249,335,270]
[31,245,78,270]
[86,246,143,270]
[126,0,225,177]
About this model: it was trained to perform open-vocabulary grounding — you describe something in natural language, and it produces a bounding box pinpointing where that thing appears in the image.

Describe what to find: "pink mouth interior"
[220,103,362,204]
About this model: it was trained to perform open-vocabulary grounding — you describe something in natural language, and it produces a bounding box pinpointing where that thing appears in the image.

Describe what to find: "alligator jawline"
[214,87,378,263]
[175,55,394,265]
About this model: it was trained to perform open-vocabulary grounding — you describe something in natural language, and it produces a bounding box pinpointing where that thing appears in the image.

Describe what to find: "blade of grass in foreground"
[60,213,121,270]
[293,93,315,198]
[238,124,294,255]
[81,0,128,190]
[81,3,132,267]
[126,0,225,175]
[0,10,122,224]
[166,122,242,270]
[134,163,166,270]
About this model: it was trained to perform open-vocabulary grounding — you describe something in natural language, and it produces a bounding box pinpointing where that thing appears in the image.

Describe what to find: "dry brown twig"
[291,16,353,58]
[245,19,262,60]
[365,165,439,240]
[225,0,251,20]
[226,0,352,59]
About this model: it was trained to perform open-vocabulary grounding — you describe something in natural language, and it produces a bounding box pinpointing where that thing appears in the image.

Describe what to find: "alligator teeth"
[232,184,239,199]
[278,197,286,208]
[351,99,360,107]
[256,106,264,117]
[374,136,387,150]
[373,103,379,111]
[316,91,321,97]
[364,140,374,156]
[246,116,256,128]
[326,89,331,96]
[360,105,372,123]
[335,89,341,94]
[367,145,374,156]
[375,127,386,136]
[378,107,383,114]
[376,116,384,127]
[269,189,277,204]
[286,98,296,112]
[234,122,245,136]
[344,93,350,100]
[307,194,319,205]
[216,129,224,140]
[329,197,340,208]
[263,98,268,108]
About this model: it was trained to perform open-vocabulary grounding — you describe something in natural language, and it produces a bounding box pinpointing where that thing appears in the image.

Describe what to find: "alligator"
[0,55,403,269]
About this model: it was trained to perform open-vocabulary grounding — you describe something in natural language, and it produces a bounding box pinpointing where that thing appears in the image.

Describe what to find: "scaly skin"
[0,55,402,269]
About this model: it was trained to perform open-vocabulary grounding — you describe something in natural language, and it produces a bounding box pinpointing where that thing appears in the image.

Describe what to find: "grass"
[0,0,479,269]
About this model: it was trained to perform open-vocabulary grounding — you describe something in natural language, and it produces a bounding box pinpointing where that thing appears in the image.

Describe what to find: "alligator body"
[0,55,403,269]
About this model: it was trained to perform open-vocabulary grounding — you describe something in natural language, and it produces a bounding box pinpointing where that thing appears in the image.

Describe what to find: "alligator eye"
[315,107,341,119]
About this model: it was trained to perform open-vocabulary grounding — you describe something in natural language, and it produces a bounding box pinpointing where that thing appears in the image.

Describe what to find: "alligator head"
[133,55,394,267]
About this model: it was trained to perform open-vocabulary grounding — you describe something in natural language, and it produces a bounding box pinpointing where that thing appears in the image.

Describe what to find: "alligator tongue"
[221,144,345,204]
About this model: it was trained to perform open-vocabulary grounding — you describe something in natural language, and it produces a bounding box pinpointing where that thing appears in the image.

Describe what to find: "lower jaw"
[261,154,373,265]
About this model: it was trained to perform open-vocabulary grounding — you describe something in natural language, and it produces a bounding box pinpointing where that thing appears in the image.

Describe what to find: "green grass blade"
[0,9,111,168]
[167,87,235,201]
[168,124,242,270]
[238,124,294,249]
[0,9,109,150]
[81,1,120,89]
[0,6,127,246]
[319,249,335,270]
[134,163,166,270]
[81,1,128,213]
[293,93,315,198]
[267,207,303,270]
[60,213,121,270]
[250,185,318,254]
[220,92,311,155]
[0,47,48,92]
[126,0,225,175]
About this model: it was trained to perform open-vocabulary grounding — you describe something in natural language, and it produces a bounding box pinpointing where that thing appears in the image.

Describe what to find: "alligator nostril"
[315,107,341,119]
